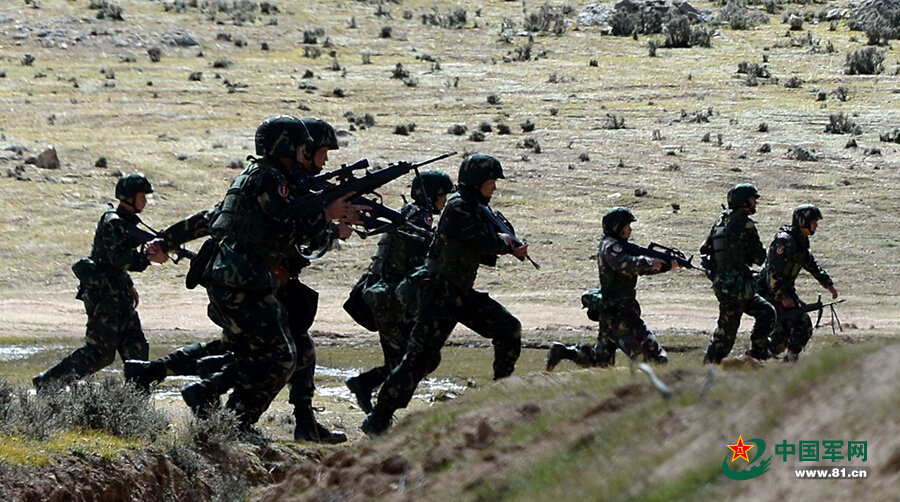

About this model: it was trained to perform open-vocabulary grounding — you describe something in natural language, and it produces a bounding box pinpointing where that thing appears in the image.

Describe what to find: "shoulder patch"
[775,244,785,255]
[612,244,622,253]
[278,183,289,199]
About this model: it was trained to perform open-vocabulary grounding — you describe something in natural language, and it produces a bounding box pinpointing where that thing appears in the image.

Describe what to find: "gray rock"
[161,31,199,47]
[35,146,60,169]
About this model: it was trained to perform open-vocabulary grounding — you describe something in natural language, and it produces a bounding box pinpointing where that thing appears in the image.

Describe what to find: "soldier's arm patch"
[612,244,622,253]
[279,183,289,198]
[775,244,785,255]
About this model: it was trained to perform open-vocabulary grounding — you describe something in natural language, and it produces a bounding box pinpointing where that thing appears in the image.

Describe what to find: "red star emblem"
[727,435,755,463]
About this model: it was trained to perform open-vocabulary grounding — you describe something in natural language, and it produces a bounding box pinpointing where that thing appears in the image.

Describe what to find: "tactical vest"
[598,236,638,302]
[427,193,485,292]
[369,203,431,283]
[710,210,746,273]
[87,207,144,286]
[208,160,295,268]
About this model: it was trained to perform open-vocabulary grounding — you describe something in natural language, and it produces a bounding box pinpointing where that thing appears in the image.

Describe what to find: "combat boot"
[745,346,772,361]
[196,353,235,379]
[293,402,347,444]
[181,371,231,419]
[345,376,373,414]
[783,349,801,363]
[546,342,577,371]
[655,346,669,365]
[124,359,167,394]
[361,403,394,437]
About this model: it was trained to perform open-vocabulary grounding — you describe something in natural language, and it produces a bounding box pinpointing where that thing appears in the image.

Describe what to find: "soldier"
[757,205,839,362]
[126,117,357,443]
[361,154,528,436]
[33,174,169,390]
[700,183,776,363]
[178,116,363,434]
[546,207,678,371]
[345,170,455,413]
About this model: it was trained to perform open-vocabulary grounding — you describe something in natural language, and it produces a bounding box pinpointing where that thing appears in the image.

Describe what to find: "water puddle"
[0,346,40,361]
[150,366,467,403]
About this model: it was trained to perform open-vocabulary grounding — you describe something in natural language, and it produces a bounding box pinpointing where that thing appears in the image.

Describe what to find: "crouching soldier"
[546,207,677,371]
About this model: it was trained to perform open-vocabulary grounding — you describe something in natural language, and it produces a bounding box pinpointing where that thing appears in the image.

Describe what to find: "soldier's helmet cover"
[792,204,823,232]
[115,173,153,200]
[411,170,455,208]
[300,117,340,151]
[602,207,637,237]
[727,183,760,210]
[254,115,312,158]
[458,154,504,188]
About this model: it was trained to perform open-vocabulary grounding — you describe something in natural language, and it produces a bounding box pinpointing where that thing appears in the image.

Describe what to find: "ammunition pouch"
[186,238,219,290]
[395,266,438,319]
[343,272,379,332]
[580,288,603,322]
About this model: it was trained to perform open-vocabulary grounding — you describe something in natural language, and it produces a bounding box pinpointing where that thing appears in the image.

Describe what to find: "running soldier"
[361,154,528,436]
[33,174,168,390]
[345,170,455,413]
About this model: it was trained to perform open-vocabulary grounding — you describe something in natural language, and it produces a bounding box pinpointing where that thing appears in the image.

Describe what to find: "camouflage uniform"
[34,205,152,388]
[581,237,669,365]
[757,222,833,358]
[363,155,522,435]
[701,189,776,363]
[546,208,669,371]
[186,155,329,428]
[346,203,436,410]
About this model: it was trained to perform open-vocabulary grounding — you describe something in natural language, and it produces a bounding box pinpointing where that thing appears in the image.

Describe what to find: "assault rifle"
[295,151,457,222]
[479,204,540,269]
[779,295,845,334]
[123,221,196,264]
[620,241,704,272]
[351,198,434,242]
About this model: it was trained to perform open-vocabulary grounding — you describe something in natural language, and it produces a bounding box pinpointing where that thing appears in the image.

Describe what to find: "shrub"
[664,17,692,48]
[845,46,884,75]
[825,112,862,135]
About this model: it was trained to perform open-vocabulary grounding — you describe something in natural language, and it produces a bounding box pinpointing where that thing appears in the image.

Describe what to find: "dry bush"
[845,46,885,74]
[716,1,770,30]
[825,112,862,135]
[421,6,467,29]
[523,3,573,36]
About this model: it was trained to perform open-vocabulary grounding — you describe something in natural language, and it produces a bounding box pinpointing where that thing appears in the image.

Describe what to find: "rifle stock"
[478,205,539,269]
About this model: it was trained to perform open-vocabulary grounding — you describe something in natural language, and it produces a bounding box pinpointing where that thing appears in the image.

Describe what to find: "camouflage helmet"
[792,204,823,231]
[602,207,637,237]
[254,115,312,158]
[458,154,504,188]
[726,183,760,210]
[115,173,153,200]
[411,170,455,208]
[300,117,339,151]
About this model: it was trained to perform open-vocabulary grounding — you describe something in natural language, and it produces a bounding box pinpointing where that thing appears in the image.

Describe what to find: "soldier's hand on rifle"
[781,297,796,309]
[336,222,353,240]
[669,260,681,270]
[827,285,839,299]
[144,238,169,264]
[651,258,668,271]
[501,234,529,258]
